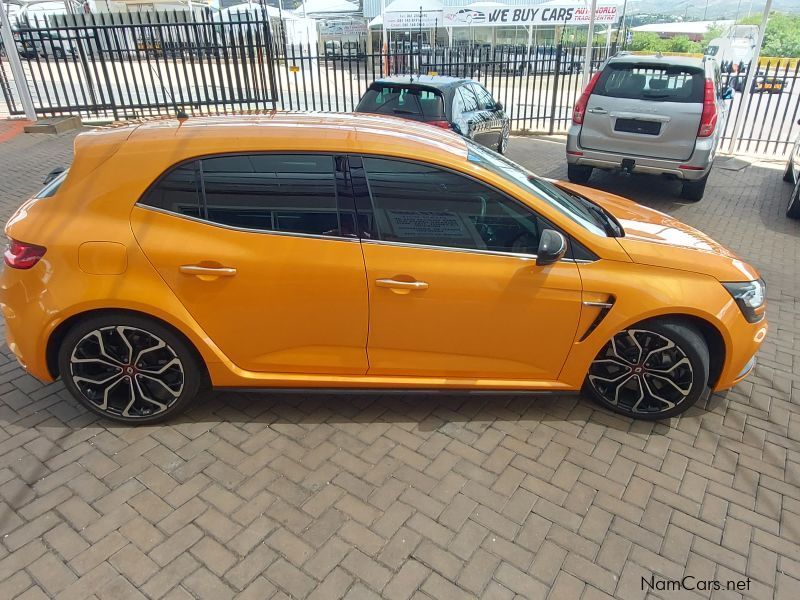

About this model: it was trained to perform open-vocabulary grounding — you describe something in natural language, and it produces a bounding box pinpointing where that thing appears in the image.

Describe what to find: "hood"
[559,183,761,282]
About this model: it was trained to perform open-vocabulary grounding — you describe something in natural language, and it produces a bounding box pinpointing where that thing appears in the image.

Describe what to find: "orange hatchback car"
[1,114,767,424]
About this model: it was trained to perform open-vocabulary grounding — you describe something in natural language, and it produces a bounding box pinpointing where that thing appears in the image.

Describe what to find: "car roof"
[79,112,470,165]
[371,75,470,90]
[608,53,706,70]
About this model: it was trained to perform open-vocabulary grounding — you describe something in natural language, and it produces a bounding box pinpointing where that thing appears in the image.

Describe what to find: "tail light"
[4,239,47,270]
[427,120,453,130]
[572,71,602,125]
[698,78,718,138]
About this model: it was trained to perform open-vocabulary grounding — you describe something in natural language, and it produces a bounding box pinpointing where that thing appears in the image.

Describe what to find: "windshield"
[467,143,611,237]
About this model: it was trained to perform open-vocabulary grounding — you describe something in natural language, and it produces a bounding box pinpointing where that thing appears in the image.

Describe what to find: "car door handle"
[179,264,237,277]
[588,108,607,114]
[375,278,429,290]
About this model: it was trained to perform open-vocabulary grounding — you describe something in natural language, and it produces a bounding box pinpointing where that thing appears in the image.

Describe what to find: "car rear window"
[356,86,446,120]
[593,63,704,103]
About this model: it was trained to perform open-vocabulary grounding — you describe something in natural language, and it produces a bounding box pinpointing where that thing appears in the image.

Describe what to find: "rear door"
[579,62,705,161]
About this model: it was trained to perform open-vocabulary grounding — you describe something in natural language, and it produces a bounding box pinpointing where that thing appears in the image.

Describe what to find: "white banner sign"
[320,21,368,35]
[438,4,619,27]
[384,10,444,29]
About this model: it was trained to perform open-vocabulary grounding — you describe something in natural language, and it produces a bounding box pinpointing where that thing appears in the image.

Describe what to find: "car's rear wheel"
[680,173,709,201]
[567,164,593,184]
[583,320,710,420]
[787,179,800,219]
[58,313,204,424]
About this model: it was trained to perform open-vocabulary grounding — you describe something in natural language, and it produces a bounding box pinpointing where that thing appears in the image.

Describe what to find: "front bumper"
[714,317,768,391]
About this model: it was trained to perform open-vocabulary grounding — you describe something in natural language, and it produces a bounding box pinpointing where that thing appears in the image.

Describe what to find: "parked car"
[355,76,510,153]
[783,118,800,218]
[567,54,731,201]
[1,113,767,423]
[752,74,785,94]
[15,29,77,59]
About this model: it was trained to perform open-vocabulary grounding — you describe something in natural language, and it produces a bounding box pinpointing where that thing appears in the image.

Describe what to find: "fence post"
[0,0,37,120]
[549,43,562,135]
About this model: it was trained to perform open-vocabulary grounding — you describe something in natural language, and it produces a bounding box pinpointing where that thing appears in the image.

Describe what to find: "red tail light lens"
[4,239,47,270]
[573,71,602,125]
[427,120,453,129]
[698,78,718,138]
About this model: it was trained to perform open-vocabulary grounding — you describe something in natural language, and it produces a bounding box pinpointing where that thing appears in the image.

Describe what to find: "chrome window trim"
[135,204,361,243]
[361,237,595,263]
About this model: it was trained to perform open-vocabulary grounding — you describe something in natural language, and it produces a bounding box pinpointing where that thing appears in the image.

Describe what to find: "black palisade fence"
[1,11,798,157]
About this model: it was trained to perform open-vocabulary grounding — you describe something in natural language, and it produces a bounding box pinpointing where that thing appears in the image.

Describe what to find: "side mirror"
[722,87,734,100]
[493,101,504,111]
[536,230,567,266]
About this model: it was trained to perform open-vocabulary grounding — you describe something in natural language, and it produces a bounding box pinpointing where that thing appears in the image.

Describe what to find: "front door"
[131,153,369,375]
[349,156,583,381]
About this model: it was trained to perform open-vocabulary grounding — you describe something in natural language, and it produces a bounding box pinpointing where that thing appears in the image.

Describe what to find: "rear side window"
[140,163,202,217]
[593,63,704,103]
[356,86,446,120]
[201,154,339,235]
[139,154,343,237]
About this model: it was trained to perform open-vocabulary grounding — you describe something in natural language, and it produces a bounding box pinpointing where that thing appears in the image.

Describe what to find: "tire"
[783,160,794,183]
[583,320,710,420]
[787,179,800,219]
[58,312,205,424]
[497,126,510,154]
[567,163,593,184]
[680,173,709,201]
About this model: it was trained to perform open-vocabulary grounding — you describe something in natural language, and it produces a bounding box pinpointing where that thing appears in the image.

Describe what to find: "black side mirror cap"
[536,229,568,266]
[494,101,504,111]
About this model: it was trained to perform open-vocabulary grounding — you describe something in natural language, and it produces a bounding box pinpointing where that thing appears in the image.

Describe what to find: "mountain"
[628,0,800,20]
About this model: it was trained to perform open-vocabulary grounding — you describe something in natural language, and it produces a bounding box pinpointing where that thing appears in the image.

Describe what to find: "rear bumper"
[566,126,714,181]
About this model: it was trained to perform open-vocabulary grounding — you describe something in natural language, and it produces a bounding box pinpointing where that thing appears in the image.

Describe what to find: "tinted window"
[140,162,202,218]
[356,86,446,120]
[201,154,340,236]
[470,83,496,110]
[457,86,479,112]
[362,157,547,254]
[594,63,704,103]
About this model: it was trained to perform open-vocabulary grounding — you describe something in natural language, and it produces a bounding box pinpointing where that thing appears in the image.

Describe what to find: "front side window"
[140,154,345,237]
[457,86,479,112]
[470,83,496,110]
[361,157,548,255]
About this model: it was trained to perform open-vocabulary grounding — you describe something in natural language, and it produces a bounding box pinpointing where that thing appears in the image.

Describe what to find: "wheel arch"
[633,313,726,389]
[46,307,211,387]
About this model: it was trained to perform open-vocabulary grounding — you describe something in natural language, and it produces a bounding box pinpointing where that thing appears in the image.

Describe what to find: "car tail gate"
[578,63,706,162]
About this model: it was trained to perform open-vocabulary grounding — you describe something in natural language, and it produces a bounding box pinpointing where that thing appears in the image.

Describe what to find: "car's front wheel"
[58,313,205,424]
[583,320,710,420]
[783,159,795,183]
[497,126,510,154]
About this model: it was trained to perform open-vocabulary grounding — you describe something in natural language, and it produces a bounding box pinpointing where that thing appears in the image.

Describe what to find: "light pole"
[727,0,772,152]
[581,0,598,88]
[0,0,37,121]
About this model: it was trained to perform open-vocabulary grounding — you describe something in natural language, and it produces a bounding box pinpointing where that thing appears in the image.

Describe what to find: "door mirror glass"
[722,87,734,100]
[536,229,567,266]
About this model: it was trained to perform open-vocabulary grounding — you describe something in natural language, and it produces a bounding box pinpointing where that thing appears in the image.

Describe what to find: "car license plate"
[614,118,661,136]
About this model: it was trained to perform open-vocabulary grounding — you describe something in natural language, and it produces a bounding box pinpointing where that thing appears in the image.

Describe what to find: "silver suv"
[566,54,730,201]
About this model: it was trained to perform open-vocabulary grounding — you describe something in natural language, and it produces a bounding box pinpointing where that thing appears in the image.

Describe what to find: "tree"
[740,12,800,58]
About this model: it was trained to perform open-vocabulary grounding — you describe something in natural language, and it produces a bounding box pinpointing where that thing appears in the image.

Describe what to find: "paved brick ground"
[0,129,798,600]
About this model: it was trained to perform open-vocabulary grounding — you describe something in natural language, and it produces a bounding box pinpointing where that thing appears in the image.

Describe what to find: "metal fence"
[1,12,800,157]
[0,11,278,120]
[274,40,610,135]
